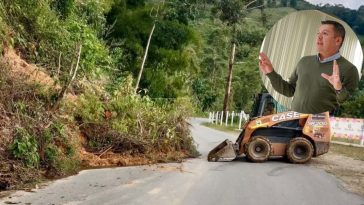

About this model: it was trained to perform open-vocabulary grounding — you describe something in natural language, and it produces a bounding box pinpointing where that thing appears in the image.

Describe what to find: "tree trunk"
[135,23,156,94]
[53,44,82,109]
[223,42,236,115]
[260,4,267,26]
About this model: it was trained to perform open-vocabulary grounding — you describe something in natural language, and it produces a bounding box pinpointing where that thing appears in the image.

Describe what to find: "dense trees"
[0,0,199,183]
[294,1,364,35]
[1,0,362,115]
[190,1,268,112]
[105,0,198,98]
[214,0,246,115]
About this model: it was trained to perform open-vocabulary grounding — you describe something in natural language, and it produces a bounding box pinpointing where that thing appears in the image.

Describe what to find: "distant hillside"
[297,0,364,35]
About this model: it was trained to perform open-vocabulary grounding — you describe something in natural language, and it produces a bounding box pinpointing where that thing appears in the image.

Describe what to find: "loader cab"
[251,93,288,118]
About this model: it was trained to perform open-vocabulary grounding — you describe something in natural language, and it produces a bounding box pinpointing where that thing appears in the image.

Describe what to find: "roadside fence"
[208,111,249,130]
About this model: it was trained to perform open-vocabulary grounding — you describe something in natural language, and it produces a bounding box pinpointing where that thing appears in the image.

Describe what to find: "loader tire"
[245,136,271,162]
[286,137,314,164]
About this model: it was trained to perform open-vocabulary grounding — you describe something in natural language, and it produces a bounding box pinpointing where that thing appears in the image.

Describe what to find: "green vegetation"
[71,76,197,156]
[340,79,364,118]
[105,0,199,98]
[191,3,272,113]
[1,0,112,77]
[0,0,199,190]
[331,137,361,145]
[10,128,40,168]
[0,61,80,186]
[0,0,363,191]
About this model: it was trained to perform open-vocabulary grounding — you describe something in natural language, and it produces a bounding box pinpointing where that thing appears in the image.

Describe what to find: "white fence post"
[243,111,249,122]
[238,111,243,130]
[231,111,234,126]
[213,111,216,123]
[220,111,223,125]
[215,112,218,124]
[225,111,229,126]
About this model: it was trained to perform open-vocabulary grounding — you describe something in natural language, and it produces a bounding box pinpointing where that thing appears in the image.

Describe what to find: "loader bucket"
[207,139,237,162]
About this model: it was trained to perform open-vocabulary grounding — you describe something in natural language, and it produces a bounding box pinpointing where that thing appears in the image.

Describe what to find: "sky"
[306,0,364,10]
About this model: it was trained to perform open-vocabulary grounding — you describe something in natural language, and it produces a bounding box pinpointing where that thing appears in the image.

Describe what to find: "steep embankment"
[0,47,197,192]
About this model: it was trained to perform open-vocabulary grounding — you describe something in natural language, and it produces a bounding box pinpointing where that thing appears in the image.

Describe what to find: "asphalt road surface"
[1,118,363,205]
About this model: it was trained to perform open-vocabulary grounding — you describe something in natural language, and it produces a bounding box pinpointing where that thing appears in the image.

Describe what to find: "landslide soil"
[0,48,190,196]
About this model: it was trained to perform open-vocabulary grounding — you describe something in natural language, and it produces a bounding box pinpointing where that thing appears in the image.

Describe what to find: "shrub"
[70,76,197,157]
[1,0,112,79]
[10,127,40,168]
[45,144,60,164]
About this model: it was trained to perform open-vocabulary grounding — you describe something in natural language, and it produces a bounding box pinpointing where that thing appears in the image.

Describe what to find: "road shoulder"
[308,151,364,196]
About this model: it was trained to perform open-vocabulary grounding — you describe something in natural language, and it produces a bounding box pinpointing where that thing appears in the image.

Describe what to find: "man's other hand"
[321,60,343,90]
[259,52,274,74]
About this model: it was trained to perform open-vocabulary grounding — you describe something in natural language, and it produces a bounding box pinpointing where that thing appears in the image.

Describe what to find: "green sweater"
[266,55,359,114]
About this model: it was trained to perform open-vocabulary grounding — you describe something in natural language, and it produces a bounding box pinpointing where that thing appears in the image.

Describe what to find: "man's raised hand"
[259,52,274,74]
[321,60,343,90]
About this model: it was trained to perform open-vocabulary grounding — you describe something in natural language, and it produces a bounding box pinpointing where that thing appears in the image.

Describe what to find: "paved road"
[1,118,363,205]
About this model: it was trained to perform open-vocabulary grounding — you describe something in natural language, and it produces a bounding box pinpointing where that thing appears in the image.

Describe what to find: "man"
[263,102,276,116]
[259,20,359,114]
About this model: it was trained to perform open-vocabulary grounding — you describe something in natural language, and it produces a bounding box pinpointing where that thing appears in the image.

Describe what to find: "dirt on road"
[309,150,364,196]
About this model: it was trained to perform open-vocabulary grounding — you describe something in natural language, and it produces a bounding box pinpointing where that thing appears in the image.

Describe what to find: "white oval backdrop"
[260,10,363,110]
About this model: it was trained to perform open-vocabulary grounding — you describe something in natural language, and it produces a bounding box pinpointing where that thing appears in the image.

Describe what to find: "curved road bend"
[1,118,363,205]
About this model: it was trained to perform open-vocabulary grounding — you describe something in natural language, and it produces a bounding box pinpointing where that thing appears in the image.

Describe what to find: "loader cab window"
[261,94,280,116]
[276,103,289,113]
[251,93,289,117]
[263,102,276,116]
[263,97,289,115]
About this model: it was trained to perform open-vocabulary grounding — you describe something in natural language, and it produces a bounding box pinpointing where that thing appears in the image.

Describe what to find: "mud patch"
[79,148,151,168]
[78,145,190,169]
[156,164,185,172]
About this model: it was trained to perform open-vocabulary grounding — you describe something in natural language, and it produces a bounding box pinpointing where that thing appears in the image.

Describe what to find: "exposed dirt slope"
[0,48,191,193]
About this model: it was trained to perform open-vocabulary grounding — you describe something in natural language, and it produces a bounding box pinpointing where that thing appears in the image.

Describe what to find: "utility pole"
[134,1,164,94]
[222,38,236,115]
[134,22,156,93]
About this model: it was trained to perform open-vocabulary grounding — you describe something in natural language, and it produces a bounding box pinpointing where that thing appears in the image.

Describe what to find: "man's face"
[316,24,342,55]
